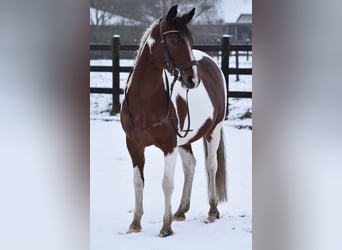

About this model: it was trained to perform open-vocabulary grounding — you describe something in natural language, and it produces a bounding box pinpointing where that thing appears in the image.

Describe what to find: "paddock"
[90,119,251,250]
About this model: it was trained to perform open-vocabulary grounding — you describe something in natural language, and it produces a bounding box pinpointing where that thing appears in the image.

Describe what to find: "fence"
[90,34,252,116]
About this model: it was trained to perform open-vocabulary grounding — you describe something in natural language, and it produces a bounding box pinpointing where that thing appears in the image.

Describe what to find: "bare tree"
[91,0,221,26]
[90,0,222,42]
[90,0,117,42]
[160,0,172,16]
[90,0,116,26]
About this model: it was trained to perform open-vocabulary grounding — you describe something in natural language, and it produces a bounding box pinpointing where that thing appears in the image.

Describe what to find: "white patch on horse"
[193,49,204,61]
[162,149,178,220]
[146,35,155,54]
[133,167,144,218]
[193,49,227,113]
[178,147,196,208]
[173,80,214,145]
[205,122,223,202]
[162,69,172,91]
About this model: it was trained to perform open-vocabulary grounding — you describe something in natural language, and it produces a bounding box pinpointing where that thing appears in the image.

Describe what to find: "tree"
[90,0,223,42]
[90,0,115,26]
[90,0,222,26]
[142,0,222,24]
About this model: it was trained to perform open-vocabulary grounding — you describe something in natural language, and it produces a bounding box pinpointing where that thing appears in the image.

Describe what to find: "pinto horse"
[120,5,227,237]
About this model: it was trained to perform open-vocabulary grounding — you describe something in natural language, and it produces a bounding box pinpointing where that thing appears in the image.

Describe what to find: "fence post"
[235,50,240,81]
[221,35,230,118]
[110,35,121,115]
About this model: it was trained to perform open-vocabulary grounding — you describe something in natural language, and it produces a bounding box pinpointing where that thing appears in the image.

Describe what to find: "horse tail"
[203,127,228,203]
[216,128,227,202]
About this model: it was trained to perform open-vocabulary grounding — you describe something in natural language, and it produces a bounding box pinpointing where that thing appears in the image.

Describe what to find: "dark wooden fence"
[90,34,252,116]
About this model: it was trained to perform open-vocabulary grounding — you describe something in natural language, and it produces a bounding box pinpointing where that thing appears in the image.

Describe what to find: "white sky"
[90,0,252,25]
[218,0,252,22]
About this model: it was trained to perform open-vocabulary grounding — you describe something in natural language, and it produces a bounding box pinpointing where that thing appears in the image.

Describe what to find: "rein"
[166,73,193,138]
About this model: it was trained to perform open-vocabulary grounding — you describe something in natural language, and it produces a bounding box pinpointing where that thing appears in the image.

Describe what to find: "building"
[225,14,252,44]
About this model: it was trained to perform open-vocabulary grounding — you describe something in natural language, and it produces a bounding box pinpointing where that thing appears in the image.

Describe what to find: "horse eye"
[169,39,177,46]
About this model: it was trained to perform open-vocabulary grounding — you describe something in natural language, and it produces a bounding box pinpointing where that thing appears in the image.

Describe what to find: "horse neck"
[129,45,165,101]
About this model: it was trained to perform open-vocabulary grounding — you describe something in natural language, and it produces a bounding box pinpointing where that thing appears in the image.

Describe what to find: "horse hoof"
[127,226,141,234]
[173,215,186,221]
[203,215,216,224]
[159,229,174,237]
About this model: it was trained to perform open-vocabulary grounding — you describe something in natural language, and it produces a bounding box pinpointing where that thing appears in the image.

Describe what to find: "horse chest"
[171,83,215,145]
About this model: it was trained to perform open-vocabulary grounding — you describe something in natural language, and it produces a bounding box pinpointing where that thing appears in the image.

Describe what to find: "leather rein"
[124,19,198,138]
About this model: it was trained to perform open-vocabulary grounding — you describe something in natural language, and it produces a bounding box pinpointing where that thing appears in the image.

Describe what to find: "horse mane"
[135,20,159,65]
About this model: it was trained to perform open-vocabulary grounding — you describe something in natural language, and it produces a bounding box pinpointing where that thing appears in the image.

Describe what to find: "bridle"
[159,18,198,82]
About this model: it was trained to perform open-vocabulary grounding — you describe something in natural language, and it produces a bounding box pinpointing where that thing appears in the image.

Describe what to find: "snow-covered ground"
[90,120,251,250]
[90,55,252,249]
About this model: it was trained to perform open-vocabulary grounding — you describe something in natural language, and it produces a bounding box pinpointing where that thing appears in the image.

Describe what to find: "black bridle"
[159,18,198,82]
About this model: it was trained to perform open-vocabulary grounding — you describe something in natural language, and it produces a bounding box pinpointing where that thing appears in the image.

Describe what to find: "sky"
[90,0,252,25]
[218,0,252,22]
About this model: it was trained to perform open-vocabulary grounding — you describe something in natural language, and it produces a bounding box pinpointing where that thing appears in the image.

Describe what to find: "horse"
[120,5,227,237]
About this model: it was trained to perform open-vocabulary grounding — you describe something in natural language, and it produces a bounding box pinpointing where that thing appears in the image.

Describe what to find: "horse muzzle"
[179,74,198,89]
[176,61,200,89]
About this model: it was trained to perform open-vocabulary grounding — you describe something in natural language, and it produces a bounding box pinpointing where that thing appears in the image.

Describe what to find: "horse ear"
[181,8,195,24]
[166,5,178,24]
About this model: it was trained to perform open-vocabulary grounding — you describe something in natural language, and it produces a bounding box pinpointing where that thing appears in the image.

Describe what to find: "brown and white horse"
[120,5,227,237]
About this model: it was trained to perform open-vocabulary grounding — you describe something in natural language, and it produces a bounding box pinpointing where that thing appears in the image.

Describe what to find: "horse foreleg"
[126,139,145,233]
[159,147,178,237]
[174,145,196,221]
[128,166,144,233]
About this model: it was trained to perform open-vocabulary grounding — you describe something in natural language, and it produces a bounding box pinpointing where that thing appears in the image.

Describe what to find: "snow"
[90,120,251,250]
[90,56,252,249]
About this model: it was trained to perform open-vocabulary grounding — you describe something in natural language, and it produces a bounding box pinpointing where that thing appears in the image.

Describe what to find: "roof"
[236,14,252,23]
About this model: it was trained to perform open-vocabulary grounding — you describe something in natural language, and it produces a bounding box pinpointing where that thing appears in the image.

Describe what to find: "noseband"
[159,19,198,81]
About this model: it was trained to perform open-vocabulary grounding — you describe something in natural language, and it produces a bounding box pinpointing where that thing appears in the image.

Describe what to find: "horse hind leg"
[204,125,227,223]
[174,144,196,221]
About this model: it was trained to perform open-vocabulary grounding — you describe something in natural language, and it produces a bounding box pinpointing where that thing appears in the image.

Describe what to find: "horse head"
[158,5,200,89]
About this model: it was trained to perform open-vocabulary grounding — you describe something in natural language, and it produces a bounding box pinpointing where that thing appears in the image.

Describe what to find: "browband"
[162,30,180,35]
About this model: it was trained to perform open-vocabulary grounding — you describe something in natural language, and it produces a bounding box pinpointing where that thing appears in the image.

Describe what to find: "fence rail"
[90,34,252,115]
